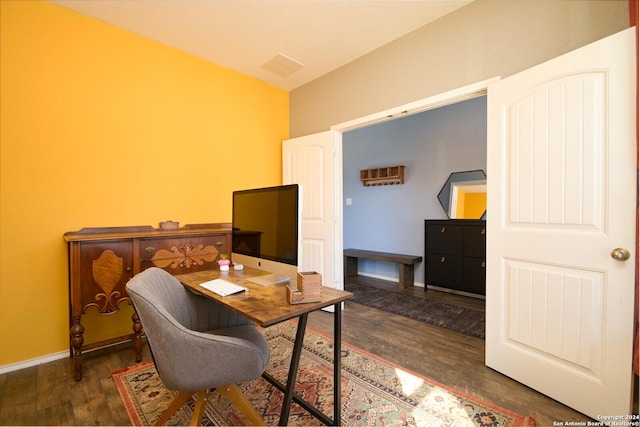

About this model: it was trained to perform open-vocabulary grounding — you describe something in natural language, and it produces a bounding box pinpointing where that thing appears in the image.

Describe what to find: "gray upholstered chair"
[126,267,270,426]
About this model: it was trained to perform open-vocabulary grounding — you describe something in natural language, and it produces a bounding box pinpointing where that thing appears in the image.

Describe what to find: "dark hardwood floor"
[0,275,636,426]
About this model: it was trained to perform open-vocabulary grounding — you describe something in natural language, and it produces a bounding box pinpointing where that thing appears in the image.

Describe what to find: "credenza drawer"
[139,234,228,274]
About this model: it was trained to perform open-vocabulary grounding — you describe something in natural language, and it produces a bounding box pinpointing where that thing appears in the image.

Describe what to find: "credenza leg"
[70,316,84,381]
[132,311,143,363]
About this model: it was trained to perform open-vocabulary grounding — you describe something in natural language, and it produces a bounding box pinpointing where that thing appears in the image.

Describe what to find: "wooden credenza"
[64,221,231,381]
[424,219,486,296]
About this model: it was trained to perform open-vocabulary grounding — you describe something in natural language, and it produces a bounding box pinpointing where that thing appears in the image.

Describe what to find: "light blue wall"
[343,95,487,284]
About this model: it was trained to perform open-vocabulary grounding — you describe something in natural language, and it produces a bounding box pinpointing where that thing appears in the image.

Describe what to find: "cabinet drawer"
[463,225,486,258]
[426,224,463,255]
[140,234,228,274]
[463,257,486,295]
[425,253,463,288]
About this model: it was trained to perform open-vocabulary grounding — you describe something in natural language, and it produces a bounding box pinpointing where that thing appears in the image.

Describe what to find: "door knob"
[610,248,631,261]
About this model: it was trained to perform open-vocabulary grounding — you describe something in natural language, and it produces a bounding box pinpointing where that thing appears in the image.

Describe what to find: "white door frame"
[332,79,498,135]
[330,78,499,288]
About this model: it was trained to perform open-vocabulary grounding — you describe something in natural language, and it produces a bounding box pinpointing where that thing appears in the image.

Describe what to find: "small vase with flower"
[217,254,231,271]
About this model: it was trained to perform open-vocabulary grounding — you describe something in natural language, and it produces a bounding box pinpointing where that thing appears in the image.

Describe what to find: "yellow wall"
[0,1,289,366]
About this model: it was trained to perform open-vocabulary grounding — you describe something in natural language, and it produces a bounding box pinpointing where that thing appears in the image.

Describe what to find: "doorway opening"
[341,95,487,289]
[331,77,497,291]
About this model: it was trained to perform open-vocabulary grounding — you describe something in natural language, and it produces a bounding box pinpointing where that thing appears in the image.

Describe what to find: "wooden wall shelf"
[360,165,405,186]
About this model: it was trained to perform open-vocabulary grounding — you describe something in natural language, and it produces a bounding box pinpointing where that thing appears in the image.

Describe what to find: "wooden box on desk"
[287,271,323,304]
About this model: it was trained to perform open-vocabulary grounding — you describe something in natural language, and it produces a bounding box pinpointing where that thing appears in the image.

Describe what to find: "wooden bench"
[344,249,422,289]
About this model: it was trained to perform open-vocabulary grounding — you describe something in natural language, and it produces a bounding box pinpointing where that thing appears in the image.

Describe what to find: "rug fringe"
[109,360,154,379]
[111,360,156,426]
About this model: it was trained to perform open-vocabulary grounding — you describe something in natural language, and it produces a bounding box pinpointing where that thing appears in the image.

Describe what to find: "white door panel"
[487,28,636,418]
[283,131,343,290]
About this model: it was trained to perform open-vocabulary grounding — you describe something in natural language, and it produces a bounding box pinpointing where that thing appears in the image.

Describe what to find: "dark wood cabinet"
[64,221,231,381]
[424,219,486,295]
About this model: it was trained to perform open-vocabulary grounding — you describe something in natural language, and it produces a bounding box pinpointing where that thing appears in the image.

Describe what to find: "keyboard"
[199,279,248,297]
[246,273,290,286]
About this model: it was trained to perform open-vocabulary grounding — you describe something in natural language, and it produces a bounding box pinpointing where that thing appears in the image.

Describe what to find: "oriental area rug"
[112,321,532,426]
[345,281,486,339]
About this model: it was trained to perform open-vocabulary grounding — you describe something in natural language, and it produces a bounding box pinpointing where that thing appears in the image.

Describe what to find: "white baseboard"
[426,284,486,300]
[356,271,425,288]
[0,339,141,375]
[0,350,69,375]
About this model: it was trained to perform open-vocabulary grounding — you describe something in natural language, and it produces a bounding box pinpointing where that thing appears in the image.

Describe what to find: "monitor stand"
[246,273,290,286]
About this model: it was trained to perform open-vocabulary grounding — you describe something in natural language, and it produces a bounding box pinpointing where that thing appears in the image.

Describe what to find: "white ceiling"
[49,1,472,91]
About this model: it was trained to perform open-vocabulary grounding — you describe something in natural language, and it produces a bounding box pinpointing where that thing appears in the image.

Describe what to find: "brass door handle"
[611,248,630,261]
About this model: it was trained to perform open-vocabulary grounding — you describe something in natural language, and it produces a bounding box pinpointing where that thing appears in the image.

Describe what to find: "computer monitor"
[231,184,302,284]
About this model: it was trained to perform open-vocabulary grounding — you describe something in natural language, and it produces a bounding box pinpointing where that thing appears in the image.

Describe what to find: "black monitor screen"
[232,184,299,265]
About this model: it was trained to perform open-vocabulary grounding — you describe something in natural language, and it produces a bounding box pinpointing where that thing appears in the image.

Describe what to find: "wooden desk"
[175,267,353,426]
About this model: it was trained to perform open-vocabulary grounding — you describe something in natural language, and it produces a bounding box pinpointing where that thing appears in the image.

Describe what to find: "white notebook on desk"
[199,279,248,297]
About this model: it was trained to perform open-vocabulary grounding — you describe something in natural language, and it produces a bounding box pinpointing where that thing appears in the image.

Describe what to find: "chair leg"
[190,390,211,426]
[154,391,193,426]
[155,386,264,426]
[218,384,266,426]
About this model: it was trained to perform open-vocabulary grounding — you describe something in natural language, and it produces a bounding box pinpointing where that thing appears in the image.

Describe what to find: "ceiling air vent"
[261,53,304,78]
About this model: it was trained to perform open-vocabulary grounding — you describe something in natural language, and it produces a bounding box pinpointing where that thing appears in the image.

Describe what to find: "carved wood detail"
[86,250,129,315]
[150,243,219,269]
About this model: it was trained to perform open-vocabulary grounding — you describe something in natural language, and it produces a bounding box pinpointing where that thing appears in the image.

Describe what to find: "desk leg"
[279,313,308,425]
[333,302,342,425]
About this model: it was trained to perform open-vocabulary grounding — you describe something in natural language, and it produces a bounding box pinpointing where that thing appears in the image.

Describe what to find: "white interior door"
[283,131,343,290]
[486,28,636,418]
